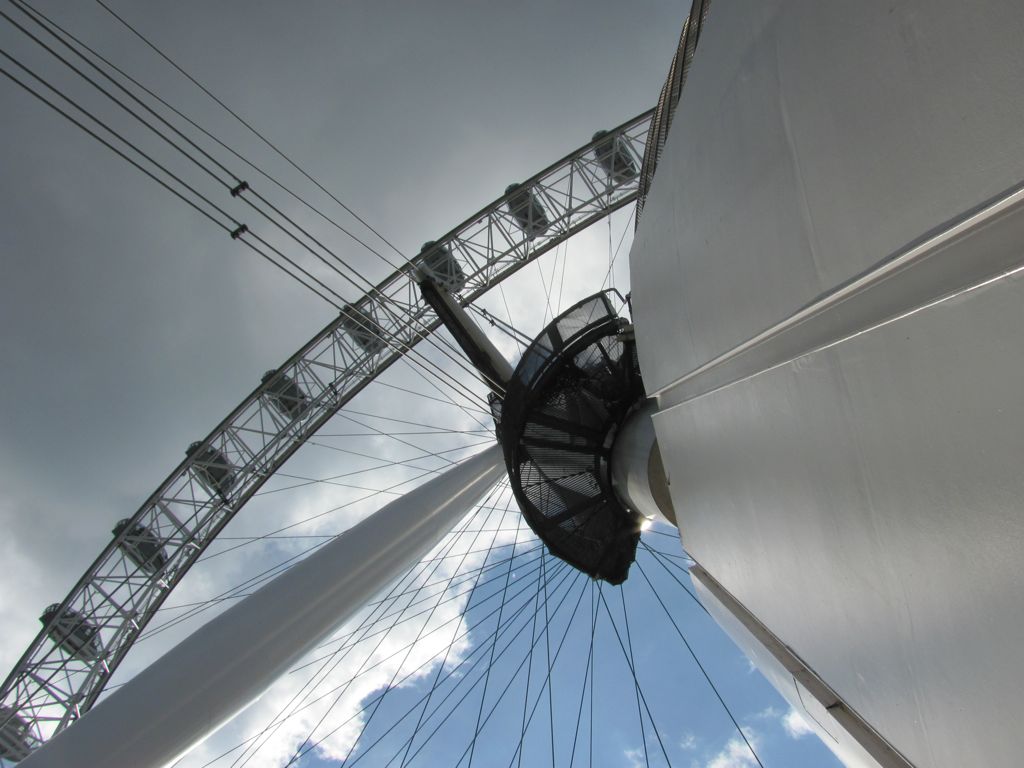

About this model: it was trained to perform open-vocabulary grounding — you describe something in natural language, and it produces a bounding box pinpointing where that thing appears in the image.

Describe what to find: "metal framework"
[0,109,653,750]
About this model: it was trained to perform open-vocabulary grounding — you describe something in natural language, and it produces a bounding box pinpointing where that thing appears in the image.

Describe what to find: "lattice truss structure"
[0,110,653,747]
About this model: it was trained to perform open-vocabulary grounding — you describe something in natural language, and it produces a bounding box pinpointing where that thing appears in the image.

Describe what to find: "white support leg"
[22,444,505,768]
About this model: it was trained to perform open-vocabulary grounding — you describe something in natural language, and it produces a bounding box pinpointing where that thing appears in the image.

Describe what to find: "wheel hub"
[493,292,646,584]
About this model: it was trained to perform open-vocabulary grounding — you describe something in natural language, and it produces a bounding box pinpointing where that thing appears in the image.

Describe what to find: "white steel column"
[22,444,505,768]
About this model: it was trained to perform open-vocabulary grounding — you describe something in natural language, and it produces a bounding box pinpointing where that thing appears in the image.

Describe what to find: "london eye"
[0,3,842,767]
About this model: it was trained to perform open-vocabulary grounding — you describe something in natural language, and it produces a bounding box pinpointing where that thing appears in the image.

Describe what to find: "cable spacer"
[230,180,250,197]
[230,224,248,240]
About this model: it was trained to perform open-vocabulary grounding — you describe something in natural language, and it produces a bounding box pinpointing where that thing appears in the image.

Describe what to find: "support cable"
[394,562,576,767]
[588,582,594,768]
[231,503,489,768]
[639,541,710,617]
[465,512,522,767]
[144,508,534,661]
[200,490,511,767]
[271,498,509,768]
[5,1,493,412]
[600,212,632,294]
[288,561,575,767]
[398,516,529,767]
[17,0,402,272]
[514,547,544,768]
[135,467,467,643]
[500,569,591,768]
[567,580,598,768]
[294,547,549,675]
[271,548,558,753]
[448,572,590,768]
[543,556,556,767]
[0,58,221,233]
[159,543,542,621]
[189,514,536,651]
[619,587,650,768]
[267,434,488,488]
[400,567,584,768]
[93,0,410,267]
[351,561,574,768]
[0,25,350,310]
[323,496,516,768]
[471,306,533,348]
[301,436,492,473]
[596,587,673,767]
[196,541,552,768]
[634,560,764,768]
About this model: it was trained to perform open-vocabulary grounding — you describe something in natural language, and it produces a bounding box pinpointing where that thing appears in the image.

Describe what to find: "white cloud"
[680,732,697,750]
[752,705,780,721]
[705,728,760,768]
[782,708,815,739]
[625,747,646,768]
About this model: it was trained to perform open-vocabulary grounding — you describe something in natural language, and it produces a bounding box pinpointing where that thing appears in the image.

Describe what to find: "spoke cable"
[596,587,673,767]
[285,560,574,767]
[321,497,516,768]
[634,559,764,768]
[567,580,598,768]
[620,587,650,768]
[231,506,488,768]
[464,512,522,767]
[272,500,510,768]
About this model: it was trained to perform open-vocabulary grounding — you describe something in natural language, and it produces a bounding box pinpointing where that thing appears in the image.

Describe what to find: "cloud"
[625,747,646,768]
[680,732,697,750]
[782,708,814,739]
[705,728,760,768]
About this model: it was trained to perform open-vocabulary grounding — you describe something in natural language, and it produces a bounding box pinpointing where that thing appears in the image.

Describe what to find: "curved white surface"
[630,2,1024,766]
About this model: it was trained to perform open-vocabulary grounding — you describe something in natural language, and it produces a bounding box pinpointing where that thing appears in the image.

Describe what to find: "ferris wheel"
[0,101,662,758]
[0,2,830,767]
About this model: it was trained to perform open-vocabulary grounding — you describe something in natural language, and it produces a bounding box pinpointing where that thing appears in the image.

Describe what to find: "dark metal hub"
[494,292,645,584]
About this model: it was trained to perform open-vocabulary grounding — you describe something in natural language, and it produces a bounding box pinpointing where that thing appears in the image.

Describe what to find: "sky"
[0,2,844,767]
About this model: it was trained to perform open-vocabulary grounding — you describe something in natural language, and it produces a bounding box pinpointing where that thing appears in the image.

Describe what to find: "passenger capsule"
[185,441,237,500]
[504,184,550,239]
[0,705,32,762]
[592,130,637,183]
[261,369,310,419]
[340,304,386,355]
[417,241,466,293]
[39,605,102,662]
[112,519,168,575]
